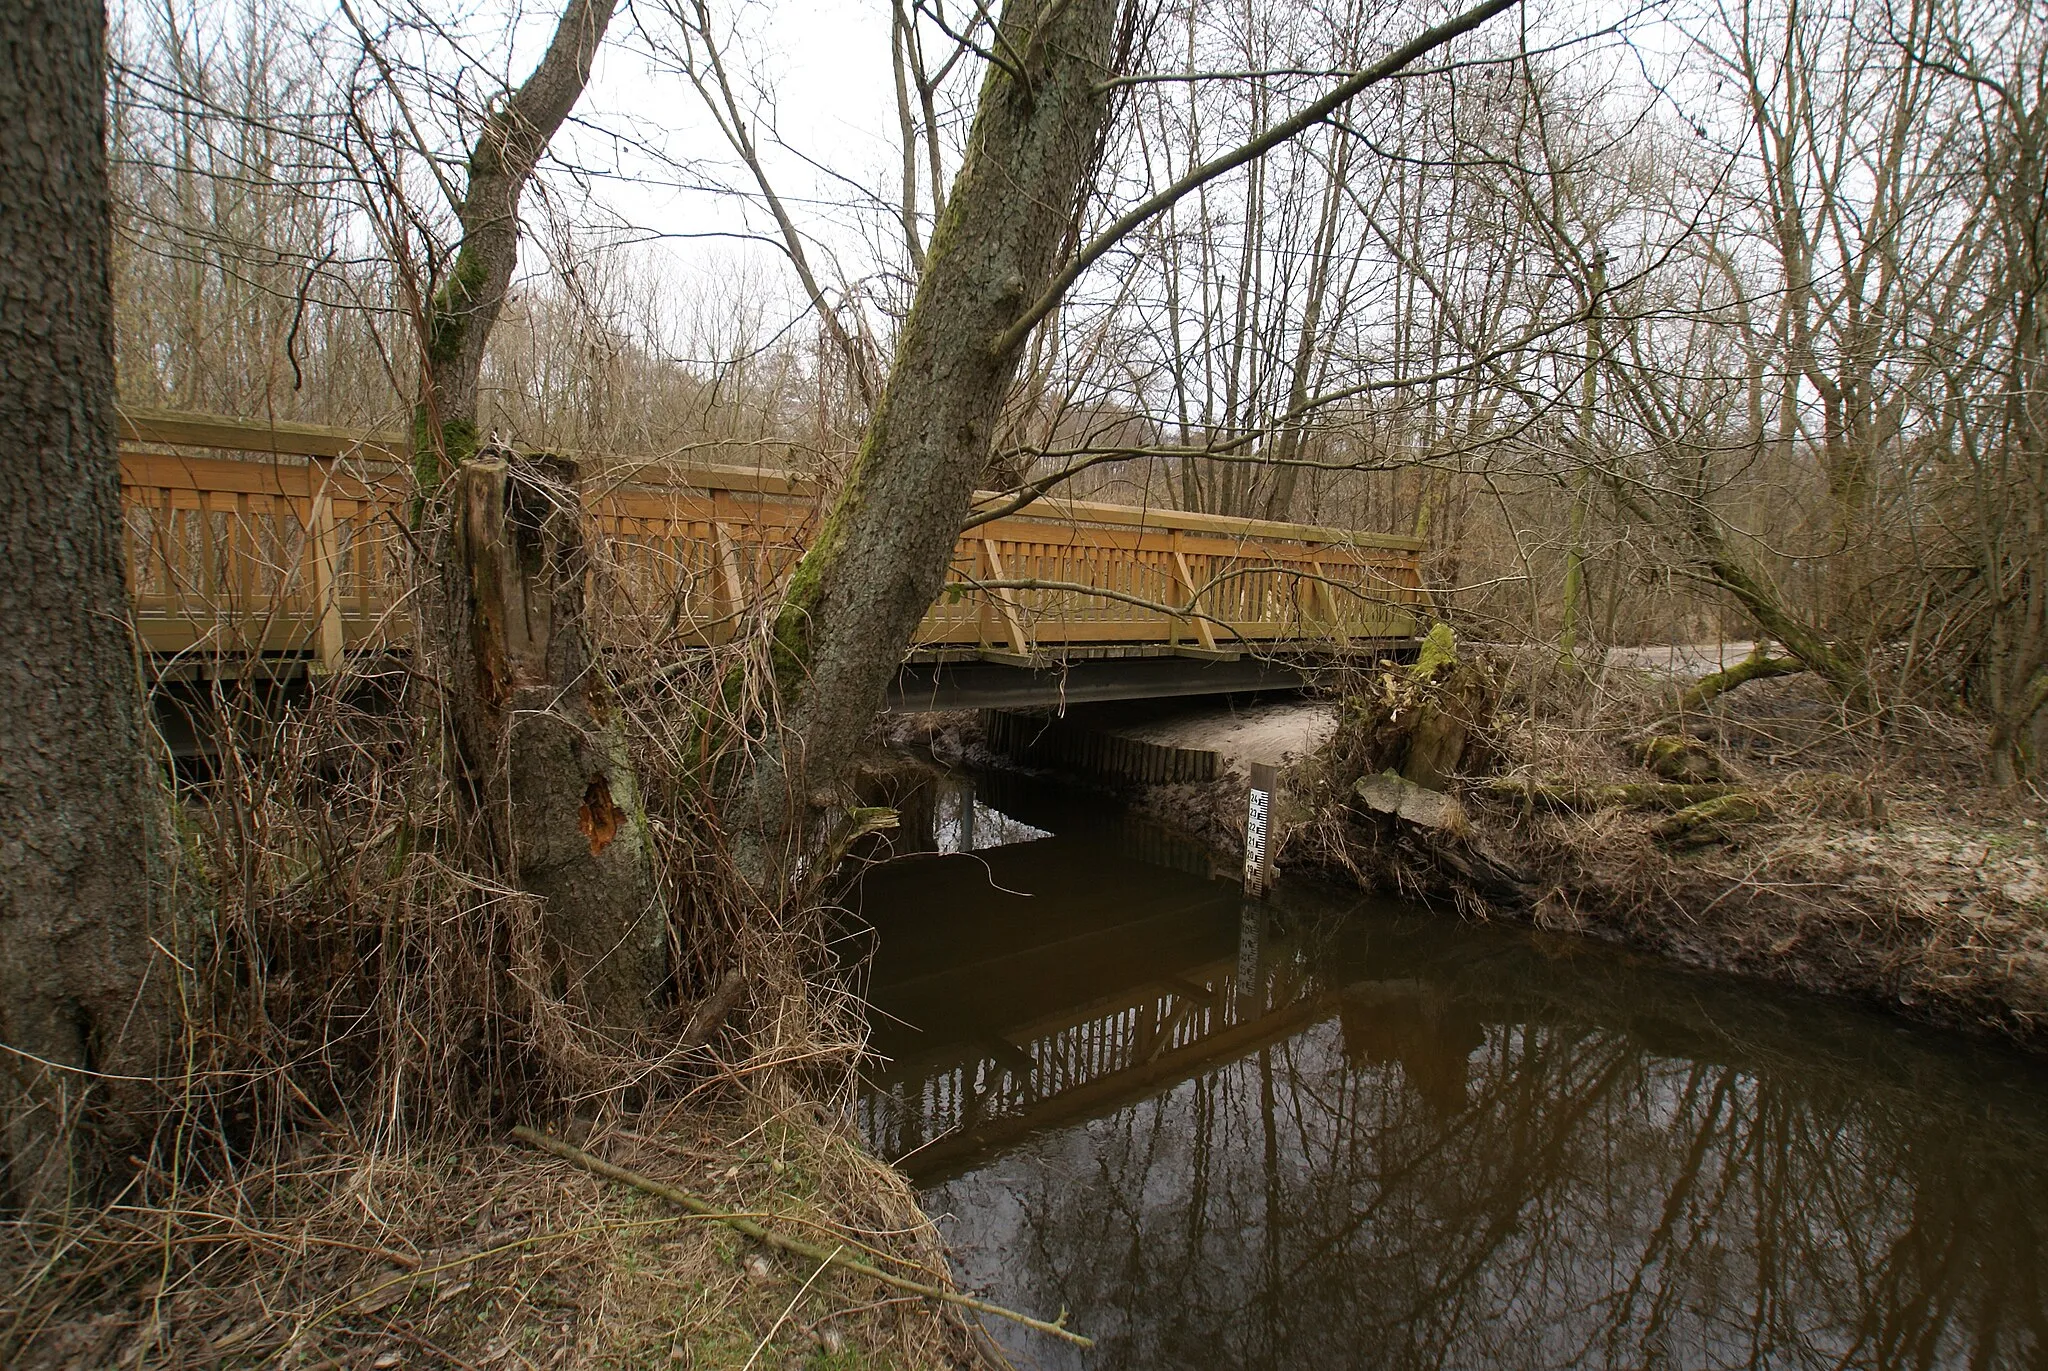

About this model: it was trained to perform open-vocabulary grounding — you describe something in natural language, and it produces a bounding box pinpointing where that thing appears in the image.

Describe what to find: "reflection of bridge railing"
[863,952,1326,1179]
[117,410,1425,670]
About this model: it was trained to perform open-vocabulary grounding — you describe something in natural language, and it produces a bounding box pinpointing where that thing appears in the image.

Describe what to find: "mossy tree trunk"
[0,0,169,1203]
[1602,360,1873,713]
[443,456,665,1028]
[405,0,666,1025]
[1672,647,1805,715]
[412,0,616,489]
[728,0,1127,883]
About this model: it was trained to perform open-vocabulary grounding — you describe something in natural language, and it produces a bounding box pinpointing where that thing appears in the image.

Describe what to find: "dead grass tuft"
[2,1088,994,1369]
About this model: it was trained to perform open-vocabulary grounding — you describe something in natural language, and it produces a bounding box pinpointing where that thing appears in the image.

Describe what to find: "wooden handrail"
[114,410,1426,668]
[116,407,1425,550]
[119,407,406,460]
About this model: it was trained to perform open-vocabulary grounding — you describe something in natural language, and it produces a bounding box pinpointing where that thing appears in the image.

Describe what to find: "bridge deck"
[117,410,1425,671]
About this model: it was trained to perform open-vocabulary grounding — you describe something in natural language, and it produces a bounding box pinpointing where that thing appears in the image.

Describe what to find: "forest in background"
[108,0,2048,773]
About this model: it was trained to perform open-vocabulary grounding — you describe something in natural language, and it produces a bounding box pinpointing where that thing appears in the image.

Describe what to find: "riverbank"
[5,1086,998,1369]
[1315,654,2048,1052]
[906,657,2048,1056]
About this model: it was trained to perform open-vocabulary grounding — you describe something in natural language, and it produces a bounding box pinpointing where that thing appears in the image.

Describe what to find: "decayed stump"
[1346,623,1494,791]
[443,454,665,1030]
[1329,626,1531,906]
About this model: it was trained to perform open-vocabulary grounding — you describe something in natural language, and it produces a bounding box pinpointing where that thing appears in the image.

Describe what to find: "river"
[847,768,2048,1369]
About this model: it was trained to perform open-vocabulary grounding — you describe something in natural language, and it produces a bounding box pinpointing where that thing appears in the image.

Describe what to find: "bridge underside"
[144,641,1389,761]
[148,637,1397,704]
[884,646,1364,710]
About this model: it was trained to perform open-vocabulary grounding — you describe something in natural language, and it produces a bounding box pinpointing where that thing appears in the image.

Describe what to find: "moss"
[1652,791,1770,846]
[409,411,477,506]
[768,595,815,700]
[1630,734,1736,785]
[1412,620,1458,680]
[426,248,490,367]
[409,248,492,503]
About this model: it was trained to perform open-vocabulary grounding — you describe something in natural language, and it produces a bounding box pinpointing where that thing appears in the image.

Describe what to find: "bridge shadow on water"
[848,767,2048,1370]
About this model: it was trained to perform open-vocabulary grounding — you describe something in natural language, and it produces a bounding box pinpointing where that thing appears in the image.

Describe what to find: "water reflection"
[853,772,2048,1370]
[916,773,1054,853]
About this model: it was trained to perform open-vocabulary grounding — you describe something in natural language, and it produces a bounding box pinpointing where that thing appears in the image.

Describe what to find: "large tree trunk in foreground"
[734,0,1125,881]
[0,0,168,1203]
[443,457,666,1029]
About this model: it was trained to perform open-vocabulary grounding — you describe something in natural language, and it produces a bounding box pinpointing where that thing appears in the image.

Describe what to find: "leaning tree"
[727,0,1523,889]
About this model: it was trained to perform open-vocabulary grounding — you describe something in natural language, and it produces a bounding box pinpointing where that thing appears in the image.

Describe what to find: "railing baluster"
[307,456,345,672]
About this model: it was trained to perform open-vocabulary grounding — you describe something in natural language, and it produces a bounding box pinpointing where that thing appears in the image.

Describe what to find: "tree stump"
[443,454,666,1030]
[1346,623,1494,792]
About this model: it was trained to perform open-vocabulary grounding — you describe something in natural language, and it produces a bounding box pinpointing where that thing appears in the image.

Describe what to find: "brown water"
[847,770,2048,1370]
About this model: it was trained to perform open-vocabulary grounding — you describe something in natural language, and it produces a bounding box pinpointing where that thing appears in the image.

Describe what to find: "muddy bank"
[1298,653,2048,1054]
[1459,787,2048,1048]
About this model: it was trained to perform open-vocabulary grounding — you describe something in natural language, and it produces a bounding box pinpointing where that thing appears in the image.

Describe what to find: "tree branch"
[990,0,1524,358]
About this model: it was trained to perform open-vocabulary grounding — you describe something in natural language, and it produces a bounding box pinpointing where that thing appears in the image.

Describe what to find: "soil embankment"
[1309,650,2048,1053]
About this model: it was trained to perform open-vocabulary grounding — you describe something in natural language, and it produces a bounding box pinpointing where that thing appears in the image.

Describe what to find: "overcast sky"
[548,0,919,320]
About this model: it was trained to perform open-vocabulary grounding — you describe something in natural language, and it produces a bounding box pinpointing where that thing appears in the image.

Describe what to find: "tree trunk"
[413,0,617,487]
[405,0,666,1025]
[0,0,168,1203]
[732,0,1126,881]
[442,456,666,1028]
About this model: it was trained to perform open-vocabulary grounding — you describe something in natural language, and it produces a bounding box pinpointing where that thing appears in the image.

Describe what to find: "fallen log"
[1349,775,1533,904]
[1674,647,1805,714]
[1628,734,1737,784]
[1652,792,1770,846]
[1353,773,1468,832]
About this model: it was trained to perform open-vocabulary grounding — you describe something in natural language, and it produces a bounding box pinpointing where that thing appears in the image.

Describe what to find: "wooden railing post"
[1308,551,1350,647]
[979,539,1033,657]
[1171,534,1220,652]
[712,521,746,642]
[305,454,347,673]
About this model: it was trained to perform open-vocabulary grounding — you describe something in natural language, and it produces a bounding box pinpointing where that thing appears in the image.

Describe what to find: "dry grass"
[3,1088,993,1369]
[1,520,1002,1366]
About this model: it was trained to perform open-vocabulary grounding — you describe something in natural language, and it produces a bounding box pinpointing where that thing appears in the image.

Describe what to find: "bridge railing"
[118,409,1424,669]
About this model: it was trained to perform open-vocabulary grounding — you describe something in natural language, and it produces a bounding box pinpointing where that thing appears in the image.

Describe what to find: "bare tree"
[341,0,672,1027]
[399,0,620,481]
[729,0,1525,883]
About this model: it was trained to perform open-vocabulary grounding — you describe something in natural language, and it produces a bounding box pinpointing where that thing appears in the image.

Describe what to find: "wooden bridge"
[118,410,1424,706]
